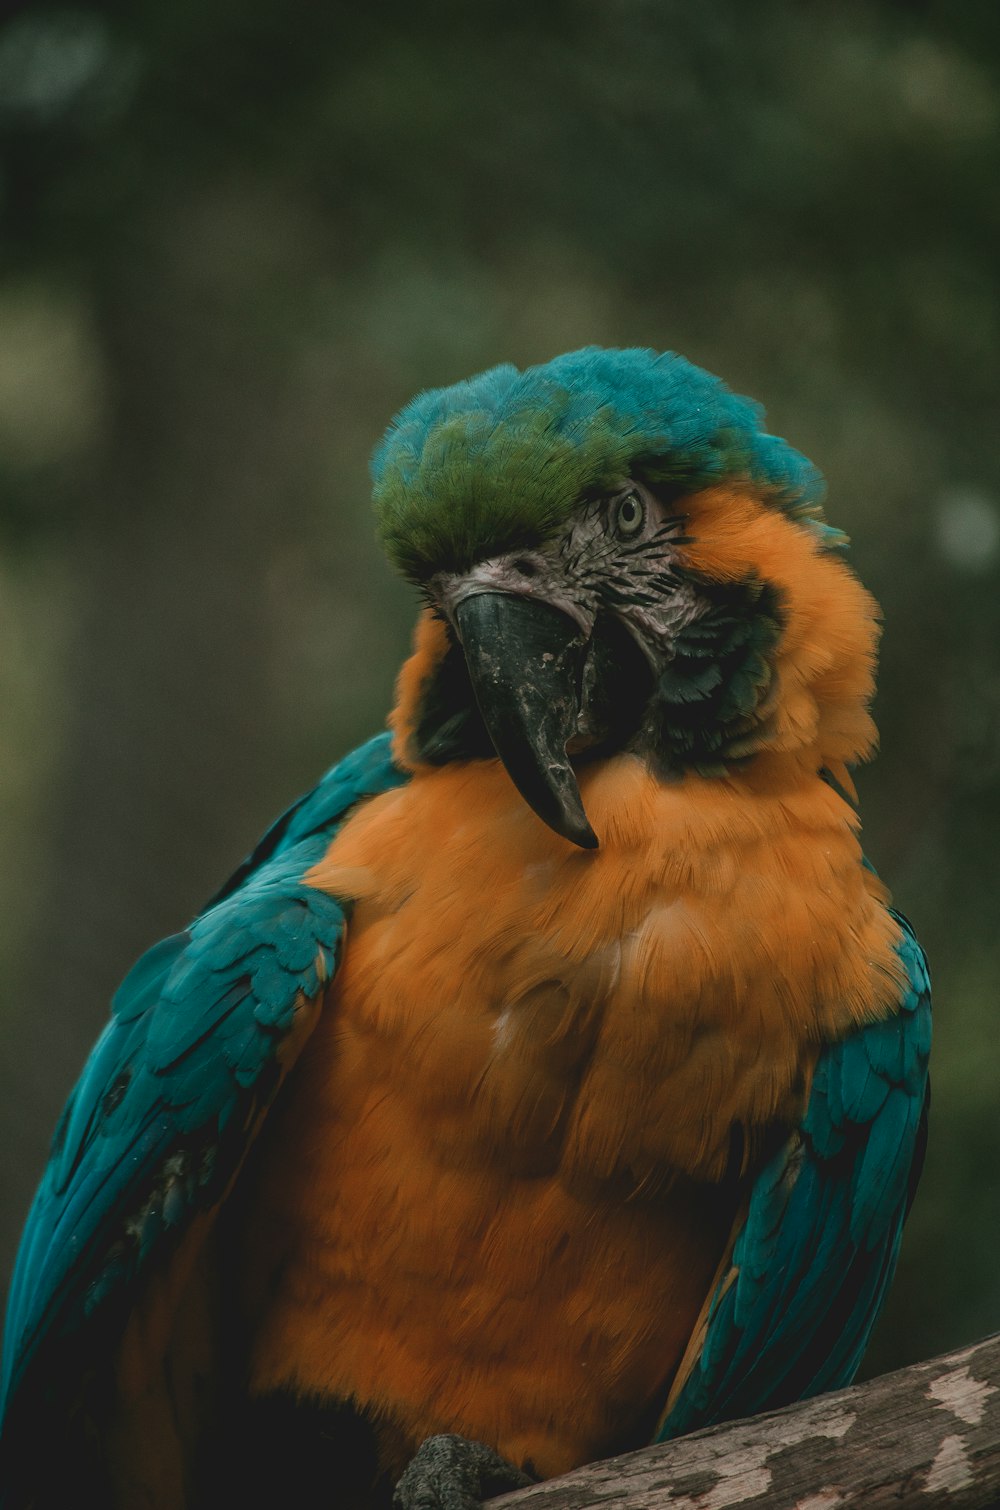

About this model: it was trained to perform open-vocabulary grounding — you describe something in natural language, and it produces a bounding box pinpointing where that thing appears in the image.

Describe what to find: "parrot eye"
[612,488,646,539]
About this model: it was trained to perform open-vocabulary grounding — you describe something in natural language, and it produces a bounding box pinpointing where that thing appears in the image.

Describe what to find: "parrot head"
[372,346,875,849]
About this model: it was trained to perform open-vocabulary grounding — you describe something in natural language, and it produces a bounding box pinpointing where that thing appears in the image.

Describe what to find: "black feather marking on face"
[644,572,785,773]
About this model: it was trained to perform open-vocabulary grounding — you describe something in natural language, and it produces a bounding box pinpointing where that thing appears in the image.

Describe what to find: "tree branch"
[494,1333,1000,1509]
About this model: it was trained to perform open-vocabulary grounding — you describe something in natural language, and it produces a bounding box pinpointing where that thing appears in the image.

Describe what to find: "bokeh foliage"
[1,0,998,1379]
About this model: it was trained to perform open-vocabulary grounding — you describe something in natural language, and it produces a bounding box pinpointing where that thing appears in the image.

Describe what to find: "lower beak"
[453,592,599,850]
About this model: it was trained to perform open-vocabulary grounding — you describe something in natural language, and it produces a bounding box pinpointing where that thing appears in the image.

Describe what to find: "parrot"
[0,346,930,1510]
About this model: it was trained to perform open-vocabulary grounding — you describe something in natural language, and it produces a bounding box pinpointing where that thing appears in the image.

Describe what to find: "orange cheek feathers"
[678,487,881,770]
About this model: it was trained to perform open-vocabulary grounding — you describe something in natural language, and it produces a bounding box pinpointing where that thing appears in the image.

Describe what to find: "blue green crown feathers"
[371,346,839,580]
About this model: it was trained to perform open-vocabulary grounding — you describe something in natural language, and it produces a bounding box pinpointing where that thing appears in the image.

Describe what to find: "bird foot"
[393,1434,536,1510]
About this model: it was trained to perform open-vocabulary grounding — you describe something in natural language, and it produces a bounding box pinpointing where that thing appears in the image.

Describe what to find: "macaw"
[0,347,930,1510]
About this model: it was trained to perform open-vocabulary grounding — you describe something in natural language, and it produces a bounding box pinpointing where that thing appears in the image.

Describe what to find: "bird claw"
[393,1433,536,1510]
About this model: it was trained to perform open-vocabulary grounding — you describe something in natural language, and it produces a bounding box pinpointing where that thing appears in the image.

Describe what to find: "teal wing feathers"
[0,733,407,1436]
[657,909,931,1439]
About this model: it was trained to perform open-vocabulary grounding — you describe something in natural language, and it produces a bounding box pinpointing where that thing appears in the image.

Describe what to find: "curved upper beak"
[453,592,599,850]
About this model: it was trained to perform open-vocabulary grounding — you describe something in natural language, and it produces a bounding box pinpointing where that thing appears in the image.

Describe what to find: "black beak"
[453,592,599,850]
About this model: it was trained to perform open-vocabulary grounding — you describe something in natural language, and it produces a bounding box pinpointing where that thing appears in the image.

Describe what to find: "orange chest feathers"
[240,754,902,1477]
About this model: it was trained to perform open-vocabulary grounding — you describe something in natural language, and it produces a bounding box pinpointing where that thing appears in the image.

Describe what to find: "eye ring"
[612,488,646,539]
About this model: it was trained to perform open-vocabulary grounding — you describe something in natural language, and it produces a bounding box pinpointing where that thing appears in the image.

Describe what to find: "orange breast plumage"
[240,740,902,1477]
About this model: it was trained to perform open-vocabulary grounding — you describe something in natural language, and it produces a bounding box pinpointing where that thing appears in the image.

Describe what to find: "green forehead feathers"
[370,346,838,580]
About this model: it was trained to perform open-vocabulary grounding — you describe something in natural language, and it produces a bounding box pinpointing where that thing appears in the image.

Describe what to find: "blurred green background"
[1,0,998,1380]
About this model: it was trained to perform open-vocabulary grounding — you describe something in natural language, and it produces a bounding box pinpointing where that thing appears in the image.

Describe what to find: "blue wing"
[0,733,407,1431]
[657,910,931,1438]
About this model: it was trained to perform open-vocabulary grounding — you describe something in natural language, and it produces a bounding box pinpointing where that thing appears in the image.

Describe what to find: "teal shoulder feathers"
[0,735,408,1497]
[658,911,930,1437]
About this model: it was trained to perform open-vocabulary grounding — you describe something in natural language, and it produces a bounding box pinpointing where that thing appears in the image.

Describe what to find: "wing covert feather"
[658,910,930,1438]
[0,733,406,1421]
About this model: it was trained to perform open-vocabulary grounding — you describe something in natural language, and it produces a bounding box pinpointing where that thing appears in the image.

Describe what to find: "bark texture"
[493,1333,1000,1509]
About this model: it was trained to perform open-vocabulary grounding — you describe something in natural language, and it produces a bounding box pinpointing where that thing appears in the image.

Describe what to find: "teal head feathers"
[371,346,840,581]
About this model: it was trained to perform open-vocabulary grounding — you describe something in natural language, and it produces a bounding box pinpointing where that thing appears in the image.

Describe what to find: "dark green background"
[1,0,997,1380]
